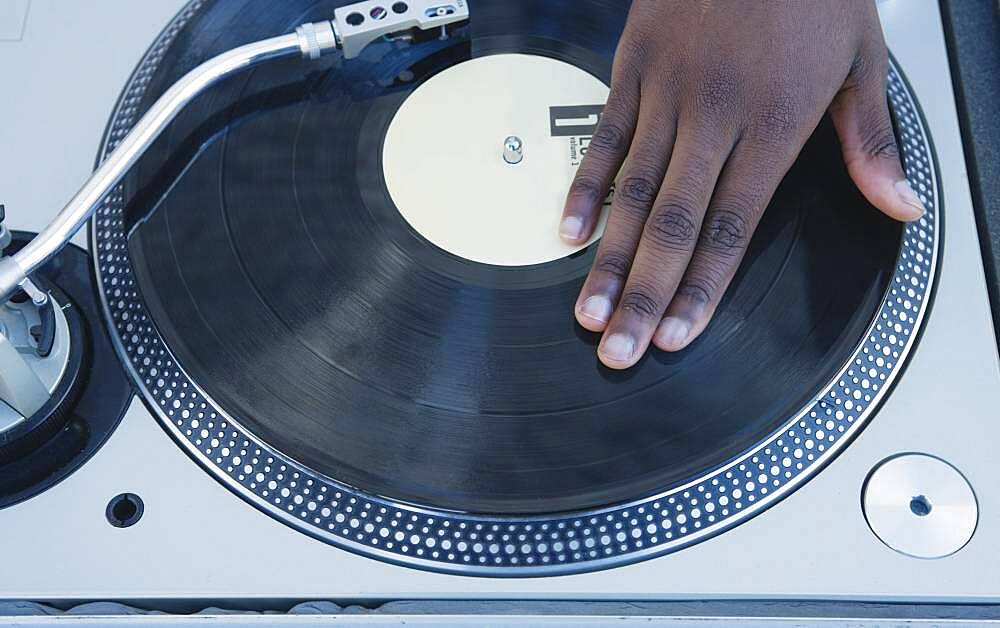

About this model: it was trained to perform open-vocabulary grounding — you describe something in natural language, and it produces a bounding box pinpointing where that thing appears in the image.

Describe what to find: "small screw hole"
[909,495,932,517]
[392,2,408,13]
[345,12,365,26]
[106,493,144,528]
[370,6,387,20]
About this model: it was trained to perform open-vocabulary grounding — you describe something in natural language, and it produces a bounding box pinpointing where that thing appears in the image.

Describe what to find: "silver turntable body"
[0,0,999,607]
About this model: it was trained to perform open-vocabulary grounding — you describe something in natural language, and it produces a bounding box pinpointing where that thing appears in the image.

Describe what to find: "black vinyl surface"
[123,0,903,515]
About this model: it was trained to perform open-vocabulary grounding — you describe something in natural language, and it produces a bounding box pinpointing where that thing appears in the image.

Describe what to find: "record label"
[383,53,609,266]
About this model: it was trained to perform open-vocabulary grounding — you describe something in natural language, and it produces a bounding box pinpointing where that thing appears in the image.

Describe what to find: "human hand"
[560,0,925,370]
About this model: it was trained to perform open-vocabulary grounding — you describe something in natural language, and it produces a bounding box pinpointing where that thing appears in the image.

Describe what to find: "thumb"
[829,55,925,222]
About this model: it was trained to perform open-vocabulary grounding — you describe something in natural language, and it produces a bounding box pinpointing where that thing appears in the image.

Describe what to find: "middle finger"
[597,125,734,369]
[575,109,678,332]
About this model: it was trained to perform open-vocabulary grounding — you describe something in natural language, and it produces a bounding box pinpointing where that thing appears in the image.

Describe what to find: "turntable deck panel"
[0,0,28,41]
[0,1,185,243]
[1,0,999,603]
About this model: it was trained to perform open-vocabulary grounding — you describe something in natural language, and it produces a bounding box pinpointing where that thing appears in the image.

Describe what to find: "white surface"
[0,0,28,41]
[383,54,607,266]
[0,1,187,245]
[0,0,999,605]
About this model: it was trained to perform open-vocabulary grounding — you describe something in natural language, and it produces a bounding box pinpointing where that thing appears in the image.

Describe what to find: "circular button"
[862,454,977,558]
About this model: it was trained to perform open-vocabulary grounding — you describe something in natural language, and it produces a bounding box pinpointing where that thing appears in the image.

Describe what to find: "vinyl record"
[117,0,906,516]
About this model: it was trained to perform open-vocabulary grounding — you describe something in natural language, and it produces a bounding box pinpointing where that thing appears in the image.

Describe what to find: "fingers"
[596,129,732,369]
[653,142,781,352]
[574,111,678,333]
[829,48,925,223]
[560,76,641,244]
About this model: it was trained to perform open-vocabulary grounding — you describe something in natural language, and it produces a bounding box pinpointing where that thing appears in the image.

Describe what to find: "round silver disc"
[863,454,978,559]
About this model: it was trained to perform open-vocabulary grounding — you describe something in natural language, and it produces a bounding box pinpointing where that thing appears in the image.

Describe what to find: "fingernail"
[601,333,635,363]
[894,180,926,219]
[655,317,691,350]
[559,216,584,241]
[579,296,613,324]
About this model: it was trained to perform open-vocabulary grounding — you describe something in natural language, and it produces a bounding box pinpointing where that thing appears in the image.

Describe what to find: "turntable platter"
[95,0,938,573]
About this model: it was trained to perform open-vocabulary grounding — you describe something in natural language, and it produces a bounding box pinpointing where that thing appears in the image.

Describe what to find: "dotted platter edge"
[91,0,940,577]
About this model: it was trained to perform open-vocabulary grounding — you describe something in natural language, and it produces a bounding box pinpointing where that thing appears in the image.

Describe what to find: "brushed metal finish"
[503,135,524,164]
[0,288,71,429]
[863,453,978,559]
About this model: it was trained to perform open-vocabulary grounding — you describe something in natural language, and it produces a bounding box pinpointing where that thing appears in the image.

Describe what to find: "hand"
[560,0,925,370]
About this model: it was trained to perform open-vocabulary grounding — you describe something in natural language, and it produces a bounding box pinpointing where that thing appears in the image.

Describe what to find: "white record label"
[382,53,611,267]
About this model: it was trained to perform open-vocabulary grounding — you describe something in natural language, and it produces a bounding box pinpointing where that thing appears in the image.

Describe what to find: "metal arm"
[0,0,468,301]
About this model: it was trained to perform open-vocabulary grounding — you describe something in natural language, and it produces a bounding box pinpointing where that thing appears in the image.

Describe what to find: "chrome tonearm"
[0,0,468,301]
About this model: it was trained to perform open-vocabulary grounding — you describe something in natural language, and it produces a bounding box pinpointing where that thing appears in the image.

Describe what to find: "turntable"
[0,0,998,618]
